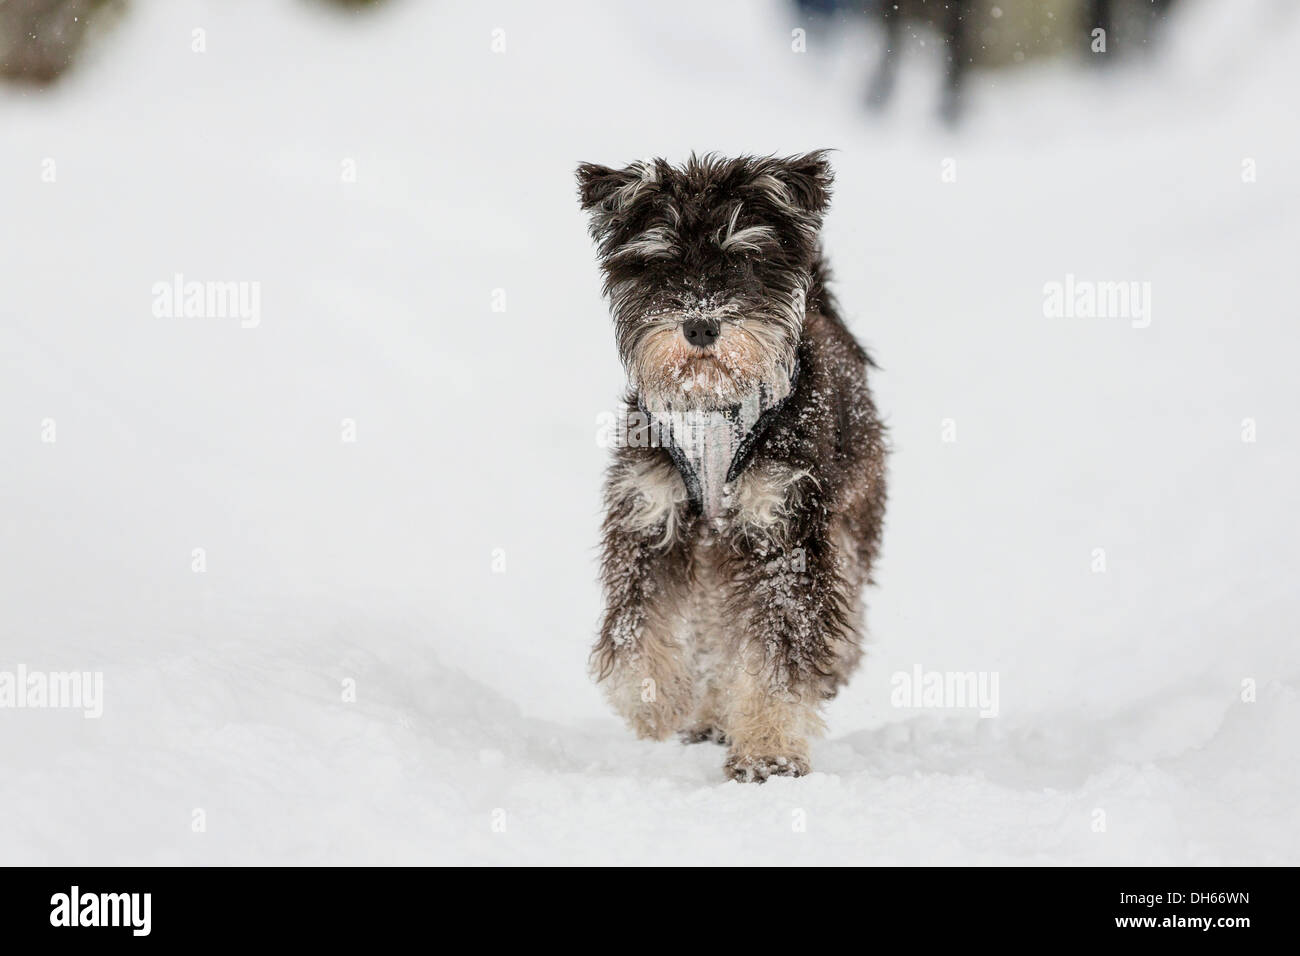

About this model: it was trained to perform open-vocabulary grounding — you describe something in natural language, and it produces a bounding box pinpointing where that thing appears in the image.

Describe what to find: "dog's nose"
[682,317,720,349]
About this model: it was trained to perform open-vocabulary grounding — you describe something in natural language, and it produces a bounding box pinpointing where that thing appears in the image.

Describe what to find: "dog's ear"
[575,162,640,211]
[771,150,834,216]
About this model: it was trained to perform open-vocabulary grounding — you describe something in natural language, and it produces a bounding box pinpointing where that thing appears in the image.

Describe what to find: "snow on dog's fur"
[578,153,888,782]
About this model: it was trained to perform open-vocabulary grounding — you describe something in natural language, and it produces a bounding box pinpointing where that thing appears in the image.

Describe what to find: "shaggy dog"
[576,152,887,782]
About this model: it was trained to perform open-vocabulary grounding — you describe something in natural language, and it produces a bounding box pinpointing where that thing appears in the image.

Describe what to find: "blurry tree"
[0,0,122,84]
[306,0,393,10]
[0,0,399,88]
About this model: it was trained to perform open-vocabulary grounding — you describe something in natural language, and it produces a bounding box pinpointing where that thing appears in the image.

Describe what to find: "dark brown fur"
[578,153,887,781]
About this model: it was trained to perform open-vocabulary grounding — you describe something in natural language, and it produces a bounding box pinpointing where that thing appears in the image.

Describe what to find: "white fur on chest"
[610,455,810,547]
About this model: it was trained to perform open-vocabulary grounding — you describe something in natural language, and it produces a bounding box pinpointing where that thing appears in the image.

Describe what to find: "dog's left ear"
[771,150,834,217]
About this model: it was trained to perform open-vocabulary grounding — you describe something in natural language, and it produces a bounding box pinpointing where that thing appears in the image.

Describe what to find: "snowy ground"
[1,0,1298,865]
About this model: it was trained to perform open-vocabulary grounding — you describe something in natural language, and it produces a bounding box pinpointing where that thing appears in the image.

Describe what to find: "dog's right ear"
[575,162,639,211]
[774,150,834,218]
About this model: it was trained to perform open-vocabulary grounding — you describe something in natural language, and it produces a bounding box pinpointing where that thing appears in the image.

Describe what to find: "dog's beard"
[626,314,794,411]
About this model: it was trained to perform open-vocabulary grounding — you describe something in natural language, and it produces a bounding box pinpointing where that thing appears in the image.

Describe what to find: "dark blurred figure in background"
[0,0,388,86]
[0,0,120,84]
[868,0,969,123]
[793,0,1181,124]
[1088,0,1182,59]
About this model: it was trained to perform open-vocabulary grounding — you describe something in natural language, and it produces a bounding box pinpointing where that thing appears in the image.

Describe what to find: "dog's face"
[577,152,832,409]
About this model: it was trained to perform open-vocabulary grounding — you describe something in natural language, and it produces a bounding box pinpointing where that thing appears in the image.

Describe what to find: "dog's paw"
[724,753,810,783]
[604,670,693,741]
[679,725,728,746]
[623,698,693,742]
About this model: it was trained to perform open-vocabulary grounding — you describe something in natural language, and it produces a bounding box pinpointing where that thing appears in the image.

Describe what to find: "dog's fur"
[576,152,887,782]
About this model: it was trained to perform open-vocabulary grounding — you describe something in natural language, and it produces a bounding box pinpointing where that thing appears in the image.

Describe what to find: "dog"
[576,152,887,782]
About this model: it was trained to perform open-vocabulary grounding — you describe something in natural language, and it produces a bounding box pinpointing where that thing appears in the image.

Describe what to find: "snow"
[1,0,1297,864]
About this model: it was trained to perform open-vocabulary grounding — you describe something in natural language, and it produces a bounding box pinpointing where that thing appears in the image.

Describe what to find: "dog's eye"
[722,258,762,293]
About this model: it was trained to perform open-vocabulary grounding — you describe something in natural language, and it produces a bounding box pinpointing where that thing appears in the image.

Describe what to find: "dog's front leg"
[591,455,696,740]
[720,521,855,782]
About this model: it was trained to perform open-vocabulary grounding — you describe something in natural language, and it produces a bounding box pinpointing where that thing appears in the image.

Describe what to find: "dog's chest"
[642,376,793,519]
[653,403,759,518]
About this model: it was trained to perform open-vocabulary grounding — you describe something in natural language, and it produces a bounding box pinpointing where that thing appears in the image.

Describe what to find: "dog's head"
[576,152,832,409]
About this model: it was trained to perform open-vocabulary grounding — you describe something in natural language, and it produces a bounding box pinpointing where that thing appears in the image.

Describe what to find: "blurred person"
[796,0,1181,123]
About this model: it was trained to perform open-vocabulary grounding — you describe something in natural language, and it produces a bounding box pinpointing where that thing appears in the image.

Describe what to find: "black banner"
[1,866,1282,942]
